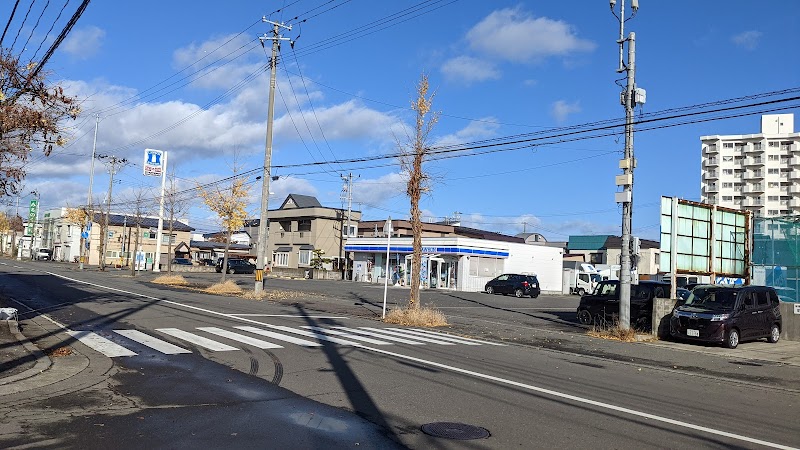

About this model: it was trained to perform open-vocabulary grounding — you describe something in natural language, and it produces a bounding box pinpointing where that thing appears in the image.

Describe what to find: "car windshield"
[683,288,738,311]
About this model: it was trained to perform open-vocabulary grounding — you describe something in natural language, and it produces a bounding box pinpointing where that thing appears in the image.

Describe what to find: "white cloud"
[352,173,406,207]
[550,100,581,123]
[466,7,595,63]
[173,34,255,70]
[440,56,500,84]
[268,177,317,204]
[434,118,500,147]
[731,30,762,50]
[274,100,402,143]
[62,26,106,59]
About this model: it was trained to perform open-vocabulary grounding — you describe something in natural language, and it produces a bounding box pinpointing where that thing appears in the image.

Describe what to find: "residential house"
[566,235,660,279]
[244,194,361,271]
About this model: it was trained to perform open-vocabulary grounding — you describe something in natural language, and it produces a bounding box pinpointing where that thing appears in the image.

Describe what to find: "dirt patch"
[205,280,243,295]
[47,347,73,357]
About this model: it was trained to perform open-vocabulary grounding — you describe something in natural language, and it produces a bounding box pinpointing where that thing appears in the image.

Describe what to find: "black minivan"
[576,280,671,330]
[484,274,541,298]
[670,285,782,349]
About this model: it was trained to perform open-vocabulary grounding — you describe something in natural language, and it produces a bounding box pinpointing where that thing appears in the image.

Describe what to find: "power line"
[27,0,90,81]
[9,0,37,52]
[31,0,70,61]
[0,0,22,47]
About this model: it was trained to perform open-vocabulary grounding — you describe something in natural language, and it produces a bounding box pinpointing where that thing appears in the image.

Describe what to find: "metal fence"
[751,217,800,302]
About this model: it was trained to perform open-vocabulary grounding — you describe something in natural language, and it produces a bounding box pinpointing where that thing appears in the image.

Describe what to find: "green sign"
[26,200,38,236]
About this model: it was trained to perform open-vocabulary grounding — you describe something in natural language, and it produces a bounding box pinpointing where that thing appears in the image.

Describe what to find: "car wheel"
[514,288,524,298]
[724,328,740,349]
[577,288,586,296]
[768,324,780,343]
[577,309,592,325]
[530,294,539,299]
[486,286,494,295]
[215,268,222,273]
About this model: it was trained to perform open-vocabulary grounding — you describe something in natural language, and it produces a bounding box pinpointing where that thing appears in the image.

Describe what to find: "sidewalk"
[0,317,51,386]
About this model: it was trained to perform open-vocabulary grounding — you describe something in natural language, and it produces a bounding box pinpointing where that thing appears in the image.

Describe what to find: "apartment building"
[700,113,800,217]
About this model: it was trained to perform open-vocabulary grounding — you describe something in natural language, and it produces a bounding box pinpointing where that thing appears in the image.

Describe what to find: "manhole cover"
[420,422,490,440]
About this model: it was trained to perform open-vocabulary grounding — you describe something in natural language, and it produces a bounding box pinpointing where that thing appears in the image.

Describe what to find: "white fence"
[462,276,494,292]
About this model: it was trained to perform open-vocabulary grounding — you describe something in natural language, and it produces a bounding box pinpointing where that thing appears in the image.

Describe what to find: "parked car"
[576,280,671,329]
[676,288,692,304]
[215,258,256,274]
[670,285,781,349]
[171,258,193,266]
[484,274,540,298]
[199,258,214,266]
[34,249,52,261]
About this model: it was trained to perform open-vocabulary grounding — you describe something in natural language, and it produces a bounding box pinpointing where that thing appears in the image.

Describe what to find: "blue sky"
[4,0,799,240]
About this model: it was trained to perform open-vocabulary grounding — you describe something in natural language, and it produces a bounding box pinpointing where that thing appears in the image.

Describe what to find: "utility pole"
[97,155,127,271]
[254,17,291,292]
[341,172,358,280]
[611,0,644,330]
[81,114,99,270]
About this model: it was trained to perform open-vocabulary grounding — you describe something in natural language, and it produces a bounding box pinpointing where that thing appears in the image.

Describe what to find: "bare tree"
[199,162,250,282]
[165,169,188,273]
[399,74,439,309]
[0,51,79,197]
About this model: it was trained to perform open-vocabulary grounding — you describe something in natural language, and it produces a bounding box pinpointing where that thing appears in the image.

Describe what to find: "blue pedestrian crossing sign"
[143,149,164,177]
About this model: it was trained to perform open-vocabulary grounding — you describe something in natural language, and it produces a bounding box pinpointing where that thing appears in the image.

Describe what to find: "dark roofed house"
[566,234,661,277]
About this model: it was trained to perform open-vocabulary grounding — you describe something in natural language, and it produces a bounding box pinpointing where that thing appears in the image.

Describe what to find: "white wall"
[504,243,564,293]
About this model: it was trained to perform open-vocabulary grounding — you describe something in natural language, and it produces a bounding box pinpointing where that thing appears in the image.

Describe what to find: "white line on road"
[411,328,507,346]
[229,314,348,319]
[157,328,238,352]
[329,327,426,345]
[66,331,138,357]
[113,330,192,354]
[382,328,482,345]
[360,327,456,345]
[40,271,798,450]
[197,327,284,349]
[301,326,395,345]
[257,324,361,346]
[234,326,322,347]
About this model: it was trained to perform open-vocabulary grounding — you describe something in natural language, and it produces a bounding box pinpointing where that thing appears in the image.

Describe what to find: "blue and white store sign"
[143,149,164,177]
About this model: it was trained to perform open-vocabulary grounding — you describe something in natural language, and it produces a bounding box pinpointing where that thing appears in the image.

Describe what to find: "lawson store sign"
[345,244,509,258]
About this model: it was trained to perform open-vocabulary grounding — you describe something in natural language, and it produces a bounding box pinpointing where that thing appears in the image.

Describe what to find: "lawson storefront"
[345,236,563,294]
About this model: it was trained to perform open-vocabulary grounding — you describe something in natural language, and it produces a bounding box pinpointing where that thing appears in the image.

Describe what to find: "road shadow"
[441,292,585,331]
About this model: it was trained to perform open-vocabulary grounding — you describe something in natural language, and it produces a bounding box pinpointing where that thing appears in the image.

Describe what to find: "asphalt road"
[1,259,799,449]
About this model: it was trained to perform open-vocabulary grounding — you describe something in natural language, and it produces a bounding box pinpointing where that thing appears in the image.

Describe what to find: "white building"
[700,113,800,218]
[345,236,564,294]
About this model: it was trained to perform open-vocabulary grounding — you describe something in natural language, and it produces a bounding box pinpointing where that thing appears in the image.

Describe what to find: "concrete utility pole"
[98,155,127,271]
[341,172,358,279]
[254,17,291,292]
[80,114,99,270]
[611,0,644,330]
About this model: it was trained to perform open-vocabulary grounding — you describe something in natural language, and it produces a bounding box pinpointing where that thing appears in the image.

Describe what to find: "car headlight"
[711,314,730,322]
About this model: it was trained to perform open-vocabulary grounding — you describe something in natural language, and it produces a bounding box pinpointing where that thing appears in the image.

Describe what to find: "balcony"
[743,144,761,154]
[785,143,799,153]
[742,184,764,194]
[702,158,719,168]
[791,171,800,181]
[788,157,800,167]
[702,171,719,181]
[789,198,800,208]
[743,198,764,207]
[702,145,718,156]
[789,185,800,195]
[703,184,719,194]
[744,157,764,166]
[743,171,764,181]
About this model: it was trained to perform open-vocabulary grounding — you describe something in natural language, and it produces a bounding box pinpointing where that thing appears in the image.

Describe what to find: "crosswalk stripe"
[234,326,322,347]
[386,328,482,346]
[411,328,506,346]
[301,326,394,345]
[258,324,361,346]
[157,328,238,351]
[113,329,192,354]
[196,327,283,349]
[67,330,138,357]
[330,327,426,345]
[359,327,456,345]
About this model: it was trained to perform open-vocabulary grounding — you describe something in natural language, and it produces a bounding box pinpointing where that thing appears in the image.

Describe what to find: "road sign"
[143,149,164,177]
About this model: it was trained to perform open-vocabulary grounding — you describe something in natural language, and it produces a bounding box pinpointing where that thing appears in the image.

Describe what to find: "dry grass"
[383,305,448,327]
[587,325,638,342]
[241,289,308,301]
[152,274,189,286]
[205,280,243,295]
[47,347,73,357]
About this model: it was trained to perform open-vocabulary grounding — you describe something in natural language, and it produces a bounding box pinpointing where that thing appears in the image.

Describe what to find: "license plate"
[687,329,700,337]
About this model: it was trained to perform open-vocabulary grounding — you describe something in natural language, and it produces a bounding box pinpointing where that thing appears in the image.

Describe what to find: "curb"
[0,319,52,386]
